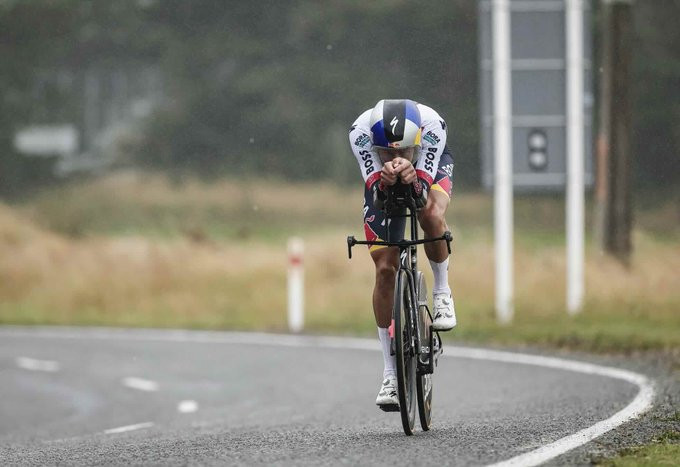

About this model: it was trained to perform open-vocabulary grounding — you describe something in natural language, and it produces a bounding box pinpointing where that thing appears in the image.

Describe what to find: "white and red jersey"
[348,103,448,190]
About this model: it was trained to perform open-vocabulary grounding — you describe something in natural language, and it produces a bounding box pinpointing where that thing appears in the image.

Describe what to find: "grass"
[597,430,680,466]
[17,172,361,240]
[1,171,679,355]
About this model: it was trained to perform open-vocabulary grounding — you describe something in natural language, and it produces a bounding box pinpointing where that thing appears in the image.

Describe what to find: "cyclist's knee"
[375,261,397,283]
[372,250,398,285]
[418,200,446,232]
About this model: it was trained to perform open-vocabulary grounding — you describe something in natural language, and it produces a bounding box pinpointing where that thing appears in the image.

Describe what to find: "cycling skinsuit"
[348,103,454,251]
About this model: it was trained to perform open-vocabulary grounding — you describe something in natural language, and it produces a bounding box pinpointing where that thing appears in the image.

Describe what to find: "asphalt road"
[0,327,648,466]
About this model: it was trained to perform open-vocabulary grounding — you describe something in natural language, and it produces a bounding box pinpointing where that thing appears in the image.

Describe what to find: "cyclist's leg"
[363,185,405,392]
[417,147,453,267]
[370,248,399,328]
[418,190,450,263]
[417,149,456,330]
[373,248,399,392]
[363,184,406,327]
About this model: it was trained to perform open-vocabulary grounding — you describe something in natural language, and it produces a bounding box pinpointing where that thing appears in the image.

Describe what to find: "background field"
[2,172,678,358]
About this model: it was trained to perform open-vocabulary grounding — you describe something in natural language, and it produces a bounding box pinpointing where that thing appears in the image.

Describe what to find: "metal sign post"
[480,0,592,319]
[566,0,585,314]
[492,0,514,324]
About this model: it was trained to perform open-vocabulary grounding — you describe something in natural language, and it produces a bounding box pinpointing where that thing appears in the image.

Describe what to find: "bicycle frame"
[346,184,450,375]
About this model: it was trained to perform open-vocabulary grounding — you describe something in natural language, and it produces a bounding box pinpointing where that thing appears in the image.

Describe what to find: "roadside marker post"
[287,237,304,333]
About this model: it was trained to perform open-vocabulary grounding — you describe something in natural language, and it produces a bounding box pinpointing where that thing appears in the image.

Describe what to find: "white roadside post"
[492,0,514,324]
[566,0,585,314]
[287,237,304,333]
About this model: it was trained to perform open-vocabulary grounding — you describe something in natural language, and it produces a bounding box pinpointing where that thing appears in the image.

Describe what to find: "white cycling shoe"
[376,376,399,410]
[432,292,457,331]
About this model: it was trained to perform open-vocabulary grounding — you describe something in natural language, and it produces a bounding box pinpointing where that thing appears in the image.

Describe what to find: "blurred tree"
[0,0,164,195]
[0,0,678,195]
[630,0,680,189]
[132,0,480,185]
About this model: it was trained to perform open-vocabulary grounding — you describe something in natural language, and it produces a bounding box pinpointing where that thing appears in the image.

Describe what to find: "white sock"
[378,327,396,379]
[429,258,451,295]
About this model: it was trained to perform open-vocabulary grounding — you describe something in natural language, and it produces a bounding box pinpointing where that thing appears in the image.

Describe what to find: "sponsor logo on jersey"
[358,149,376,176]
[424,151,436,173]
[439,163,454,178]
[423,130,440,146]
[354,133,371,148]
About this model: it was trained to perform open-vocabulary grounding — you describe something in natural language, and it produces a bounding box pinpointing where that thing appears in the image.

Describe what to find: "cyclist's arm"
[415,108,448,190]
[349,120,383,191]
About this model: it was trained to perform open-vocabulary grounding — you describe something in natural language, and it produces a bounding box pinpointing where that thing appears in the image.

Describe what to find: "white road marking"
[0,326,656,466]
[122,377,159,392]
[15,356,60,372]
[103,422,154,434]
[178,400,198,413]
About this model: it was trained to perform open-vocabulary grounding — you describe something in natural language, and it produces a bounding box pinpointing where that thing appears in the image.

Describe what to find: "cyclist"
[349,99,456,410]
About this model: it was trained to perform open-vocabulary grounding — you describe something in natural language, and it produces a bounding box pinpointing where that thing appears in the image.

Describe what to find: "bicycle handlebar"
[347,231,452,259]
[378,181,426,214]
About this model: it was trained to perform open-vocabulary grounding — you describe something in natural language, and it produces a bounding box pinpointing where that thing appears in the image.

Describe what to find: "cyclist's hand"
[381,162,398,186]
[392,157,417,184]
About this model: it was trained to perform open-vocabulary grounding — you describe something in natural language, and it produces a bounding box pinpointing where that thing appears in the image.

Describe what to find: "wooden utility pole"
[595,0,633,264]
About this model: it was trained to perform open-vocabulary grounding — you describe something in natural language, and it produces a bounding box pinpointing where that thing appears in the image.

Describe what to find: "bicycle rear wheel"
[394,269,417,435]
[416,308,433,431]
[416,271,433,431]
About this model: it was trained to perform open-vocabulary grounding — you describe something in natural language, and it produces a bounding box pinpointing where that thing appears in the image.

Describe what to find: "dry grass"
[19,171,363,238]
[2,173,679,352]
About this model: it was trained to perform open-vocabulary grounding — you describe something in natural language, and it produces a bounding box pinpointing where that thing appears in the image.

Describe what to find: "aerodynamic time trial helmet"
[369,99,422,149]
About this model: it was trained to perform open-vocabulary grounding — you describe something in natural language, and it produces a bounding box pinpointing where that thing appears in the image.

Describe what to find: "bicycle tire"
[394,269,417,435]
[416,308,433,431]
[415,271,433,431]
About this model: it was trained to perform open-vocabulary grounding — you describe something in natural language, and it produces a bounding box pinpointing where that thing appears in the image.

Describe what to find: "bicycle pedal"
[378,403,400,412]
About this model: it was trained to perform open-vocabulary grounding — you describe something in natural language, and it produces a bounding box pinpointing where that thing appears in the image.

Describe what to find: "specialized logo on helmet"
[390,116,399,136]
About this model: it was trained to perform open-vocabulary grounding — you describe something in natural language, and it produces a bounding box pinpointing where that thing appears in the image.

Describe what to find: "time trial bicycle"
[347,182,450,435]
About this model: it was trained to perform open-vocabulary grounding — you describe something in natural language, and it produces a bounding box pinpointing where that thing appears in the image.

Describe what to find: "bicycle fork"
[389,267,418,360]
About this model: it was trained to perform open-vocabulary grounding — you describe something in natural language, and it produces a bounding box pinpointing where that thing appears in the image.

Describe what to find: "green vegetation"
[598,431,680,466]
[2,174,678,357]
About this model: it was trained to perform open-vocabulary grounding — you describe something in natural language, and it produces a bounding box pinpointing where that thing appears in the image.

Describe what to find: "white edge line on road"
[0,326,656,466]
[122,376,159,392]
[103,422,154,435]
[15,356,60,372]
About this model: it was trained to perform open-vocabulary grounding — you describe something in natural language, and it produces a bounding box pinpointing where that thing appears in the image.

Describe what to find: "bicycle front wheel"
[394,269,417,435]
